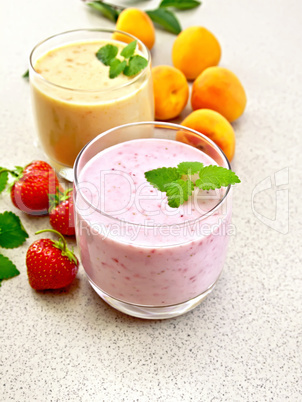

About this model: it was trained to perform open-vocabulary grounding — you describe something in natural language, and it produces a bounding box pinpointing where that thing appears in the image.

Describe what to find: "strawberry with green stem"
[49,188,75,236]
[0,160,60,215]
[26,229,79,290]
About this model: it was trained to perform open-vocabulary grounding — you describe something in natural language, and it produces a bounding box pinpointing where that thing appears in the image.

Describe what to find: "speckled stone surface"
[0,0,301,401]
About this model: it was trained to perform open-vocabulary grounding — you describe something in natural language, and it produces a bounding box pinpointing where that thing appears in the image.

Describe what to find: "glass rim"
[29,28,151,93]
[73,121,232,229]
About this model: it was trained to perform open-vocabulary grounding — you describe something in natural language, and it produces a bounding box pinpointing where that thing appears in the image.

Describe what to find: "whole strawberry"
[49,188,75,236]
[26,229,79,290]
[0,160,60,215]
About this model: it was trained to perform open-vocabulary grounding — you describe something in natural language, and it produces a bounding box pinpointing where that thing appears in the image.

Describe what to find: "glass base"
[88,278,217,319]
[48,158,74,182]
[57,166,74,182]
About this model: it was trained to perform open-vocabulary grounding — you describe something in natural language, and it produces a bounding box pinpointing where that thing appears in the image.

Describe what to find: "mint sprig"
[145,161,240,208]
[96,40,148,78]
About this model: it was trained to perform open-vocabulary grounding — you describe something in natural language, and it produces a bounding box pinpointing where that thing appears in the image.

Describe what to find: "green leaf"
[0,254,20,280]
[0,211,29,249]
[123,55,148,77]
[145,167,180,192]
[0,167,9,193]
[145,162,240,208]
[146,8,181,34]
[87,1,120,22]
[22,69,29,79]
[177,161,204,175]
[14,166,24,176]
[195,165,241,190]
[120,40,137,59]
[159,0,201,10]
[109,59,127,79]
[165,179,194,208]
[96,44,118,66]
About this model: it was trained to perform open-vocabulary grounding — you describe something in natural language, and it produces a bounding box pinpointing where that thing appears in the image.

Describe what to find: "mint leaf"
[88,1,120,22]
[145,167,180,192]
[121,40,137,59]
[0,211,29,249]
[0,167,9,193]
[165,179,194,208]
[96,44,118,66]
[145,162,240,208]
[146,9,181,35]
[177,162,204,175]
[196,165,241,190]
[96,40,147,79]
[159,0,201,10]
[0,254,20,280]
[109,59,127,79]
[123,55,148,77]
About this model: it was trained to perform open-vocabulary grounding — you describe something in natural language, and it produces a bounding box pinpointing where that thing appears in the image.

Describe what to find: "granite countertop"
[1,0,301,401]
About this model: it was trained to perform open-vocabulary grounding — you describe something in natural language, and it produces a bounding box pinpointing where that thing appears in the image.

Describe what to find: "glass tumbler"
[29,29,154,181]
[74,122,233,319]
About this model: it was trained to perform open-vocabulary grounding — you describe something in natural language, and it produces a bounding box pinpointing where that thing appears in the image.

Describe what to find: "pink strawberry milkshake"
[75,138,232,307]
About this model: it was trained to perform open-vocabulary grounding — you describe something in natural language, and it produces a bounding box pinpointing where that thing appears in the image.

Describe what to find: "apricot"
[152,65,189,121]
[112,8,155,50]
[191,67,247,122]
[172,26,221,80]
[179,109,236,161]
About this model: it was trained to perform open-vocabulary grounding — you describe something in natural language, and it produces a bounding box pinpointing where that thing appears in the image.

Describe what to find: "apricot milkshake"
[29,29,154,179]
[74,123,233,319]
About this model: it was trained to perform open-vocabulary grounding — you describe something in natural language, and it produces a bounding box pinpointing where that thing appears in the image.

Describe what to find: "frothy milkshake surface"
[34,41,138,91]
[80,138,224,225]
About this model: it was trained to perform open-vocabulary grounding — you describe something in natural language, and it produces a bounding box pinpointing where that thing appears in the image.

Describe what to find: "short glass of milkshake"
[29,29,154,181]
[74,122,234,319]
